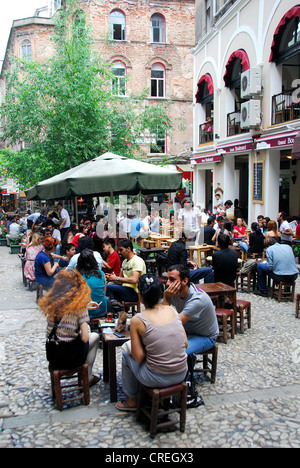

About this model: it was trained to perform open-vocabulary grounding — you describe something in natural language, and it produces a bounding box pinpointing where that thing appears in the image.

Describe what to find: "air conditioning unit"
[240,100,261,128]
[240,67,262,99]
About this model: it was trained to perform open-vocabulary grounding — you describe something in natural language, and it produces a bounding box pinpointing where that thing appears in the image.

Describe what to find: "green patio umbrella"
[25,153,182,200]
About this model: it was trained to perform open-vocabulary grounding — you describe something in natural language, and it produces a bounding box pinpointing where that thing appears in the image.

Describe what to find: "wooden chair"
[236,271,256,294]
[49,363,90,411]
[236,300,251,334]
[122,300,141,316]
[193,345,218,384]
[271,280,296,302]
[296,294,300,319]
[36,284,44,303]
[215,309,235,344]
[136,382,187,438]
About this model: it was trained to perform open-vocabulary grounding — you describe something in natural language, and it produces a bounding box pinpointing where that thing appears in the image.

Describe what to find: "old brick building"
[0,0,195,165]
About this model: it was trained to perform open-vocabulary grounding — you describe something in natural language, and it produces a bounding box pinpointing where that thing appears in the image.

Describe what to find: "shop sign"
[193,154,221,164]
[217,140,253,154]
[255,131,298,149]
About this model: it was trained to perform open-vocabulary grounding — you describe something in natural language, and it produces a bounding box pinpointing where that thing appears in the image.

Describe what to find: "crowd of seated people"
[3,201,299,408]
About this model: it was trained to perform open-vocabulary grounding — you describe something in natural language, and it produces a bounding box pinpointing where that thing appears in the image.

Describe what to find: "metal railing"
[272,91,300,125]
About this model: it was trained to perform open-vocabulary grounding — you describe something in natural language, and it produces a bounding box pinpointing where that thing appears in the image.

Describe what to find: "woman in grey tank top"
[116,274,188,411]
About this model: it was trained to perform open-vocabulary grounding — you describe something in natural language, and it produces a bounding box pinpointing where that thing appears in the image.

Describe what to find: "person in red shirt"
[233,217,246,239]
[296,215,300,239]
[102,238,121,276]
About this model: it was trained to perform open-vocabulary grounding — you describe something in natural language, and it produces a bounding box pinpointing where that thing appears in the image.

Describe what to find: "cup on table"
[107,312,113,322]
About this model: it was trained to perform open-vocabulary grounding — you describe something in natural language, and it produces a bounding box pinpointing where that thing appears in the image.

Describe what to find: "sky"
[0,0,46,63]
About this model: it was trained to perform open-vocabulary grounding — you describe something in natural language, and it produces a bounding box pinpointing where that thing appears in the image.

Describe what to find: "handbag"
[46,318,89,370]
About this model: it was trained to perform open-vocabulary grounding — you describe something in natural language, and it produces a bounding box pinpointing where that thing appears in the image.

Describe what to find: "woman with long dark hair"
[116,274,187,412]
[39,269,100,385]
[76,249,107,318]
[240,222,265,255]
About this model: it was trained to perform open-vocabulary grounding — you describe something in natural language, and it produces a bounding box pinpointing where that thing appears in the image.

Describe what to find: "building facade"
[192,0,300,223]
[0,0,195,167]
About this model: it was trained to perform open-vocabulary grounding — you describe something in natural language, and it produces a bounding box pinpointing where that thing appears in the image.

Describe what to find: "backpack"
[240,259,257,274]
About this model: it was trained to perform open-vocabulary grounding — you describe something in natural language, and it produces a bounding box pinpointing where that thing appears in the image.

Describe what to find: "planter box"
[0,238,7,246]
[10,245,21,254]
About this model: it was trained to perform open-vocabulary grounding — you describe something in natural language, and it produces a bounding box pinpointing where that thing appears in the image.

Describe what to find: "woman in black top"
[240,222,265,255]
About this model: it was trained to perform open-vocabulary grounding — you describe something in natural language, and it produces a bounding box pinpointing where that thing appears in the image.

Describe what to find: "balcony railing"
[227,111,247,136]
[272,91,300,125]
[199,122,214,144]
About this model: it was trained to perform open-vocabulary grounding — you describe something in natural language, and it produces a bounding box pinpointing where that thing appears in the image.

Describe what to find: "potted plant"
[0,227,8,246]
[9,238,21,254]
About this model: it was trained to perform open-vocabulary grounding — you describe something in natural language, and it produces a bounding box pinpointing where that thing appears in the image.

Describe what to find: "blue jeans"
[106,284,139,302]
[257,262,297,292]
[186,335,216,355]
[239,242,249,252]
[190,267,214,284]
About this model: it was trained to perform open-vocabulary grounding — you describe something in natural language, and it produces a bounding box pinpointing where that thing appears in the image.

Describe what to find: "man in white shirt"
[57,202,70,242]
[178,198,201,241]
[277,212,293,246]
[6,218,20,245]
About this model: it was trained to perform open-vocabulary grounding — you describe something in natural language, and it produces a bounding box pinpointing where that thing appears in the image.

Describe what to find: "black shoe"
[186,391,205,409]
[254,289,268,297]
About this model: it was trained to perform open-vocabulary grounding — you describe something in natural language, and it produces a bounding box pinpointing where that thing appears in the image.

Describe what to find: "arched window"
[151,63,165,97]
[196,74,214,143]
[270,6,300,124]
[110,10,125,41]
[151,14,165,43]
[20,39,32,61]
[112,62,126,96]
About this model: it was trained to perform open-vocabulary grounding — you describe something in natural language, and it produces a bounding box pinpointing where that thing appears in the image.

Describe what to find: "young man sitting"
[102,238,121,276]
[212,233,238,286]
[106,239,146,303]
[58,243,76,268]
[163,264,219,355]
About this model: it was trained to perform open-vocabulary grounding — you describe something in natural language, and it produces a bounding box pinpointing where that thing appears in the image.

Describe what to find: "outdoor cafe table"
[149,234,172,247]
[189,244,216,266]
[137,246,167,262]
[101,324,130,402]
[196,282,237,328]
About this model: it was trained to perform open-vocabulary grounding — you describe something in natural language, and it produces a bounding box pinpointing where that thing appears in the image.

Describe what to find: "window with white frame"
[151,64,165,97]
[20,40,32,61]
[150,125,166,154]
[112,62,126,96]
[151,14,165,43]
[110,10,125,41]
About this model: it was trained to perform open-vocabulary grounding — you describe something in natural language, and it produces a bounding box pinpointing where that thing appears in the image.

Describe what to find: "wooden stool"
[237,271,256,293]
[49,364,90,411]
[194,345,218,384]
[296,294,300,319]
[136,382,187,438]
[36,284,44,303]
[271,280,295,302]
[215,309,235,344]
[236,300,251,333]
[122,300,141,316]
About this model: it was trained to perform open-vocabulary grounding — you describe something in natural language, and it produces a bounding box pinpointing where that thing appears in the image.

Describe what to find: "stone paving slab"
[0,246,300,448]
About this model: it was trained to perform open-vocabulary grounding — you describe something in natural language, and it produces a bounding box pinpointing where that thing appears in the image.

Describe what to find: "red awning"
[223,50,250,87]
[292,130,300,159]
[269,6,300,62]
[195,73,214,103]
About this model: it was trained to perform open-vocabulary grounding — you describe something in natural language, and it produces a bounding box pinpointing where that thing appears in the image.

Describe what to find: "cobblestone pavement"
[0,246,300,449]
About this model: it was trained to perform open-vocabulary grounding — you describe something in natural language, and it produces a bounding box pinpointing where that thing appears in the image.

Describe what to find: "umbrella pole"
[74,196,78,224]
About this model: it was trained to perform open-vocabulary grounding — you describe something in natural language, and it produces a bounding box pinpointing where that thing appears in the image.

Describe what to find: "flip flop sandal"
[89,375,101,387]
[115,400,137,412]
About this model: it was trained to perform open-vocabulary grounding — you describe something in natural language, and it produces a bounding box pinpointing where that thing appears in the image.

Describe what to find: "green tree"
[0,0,172,188]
